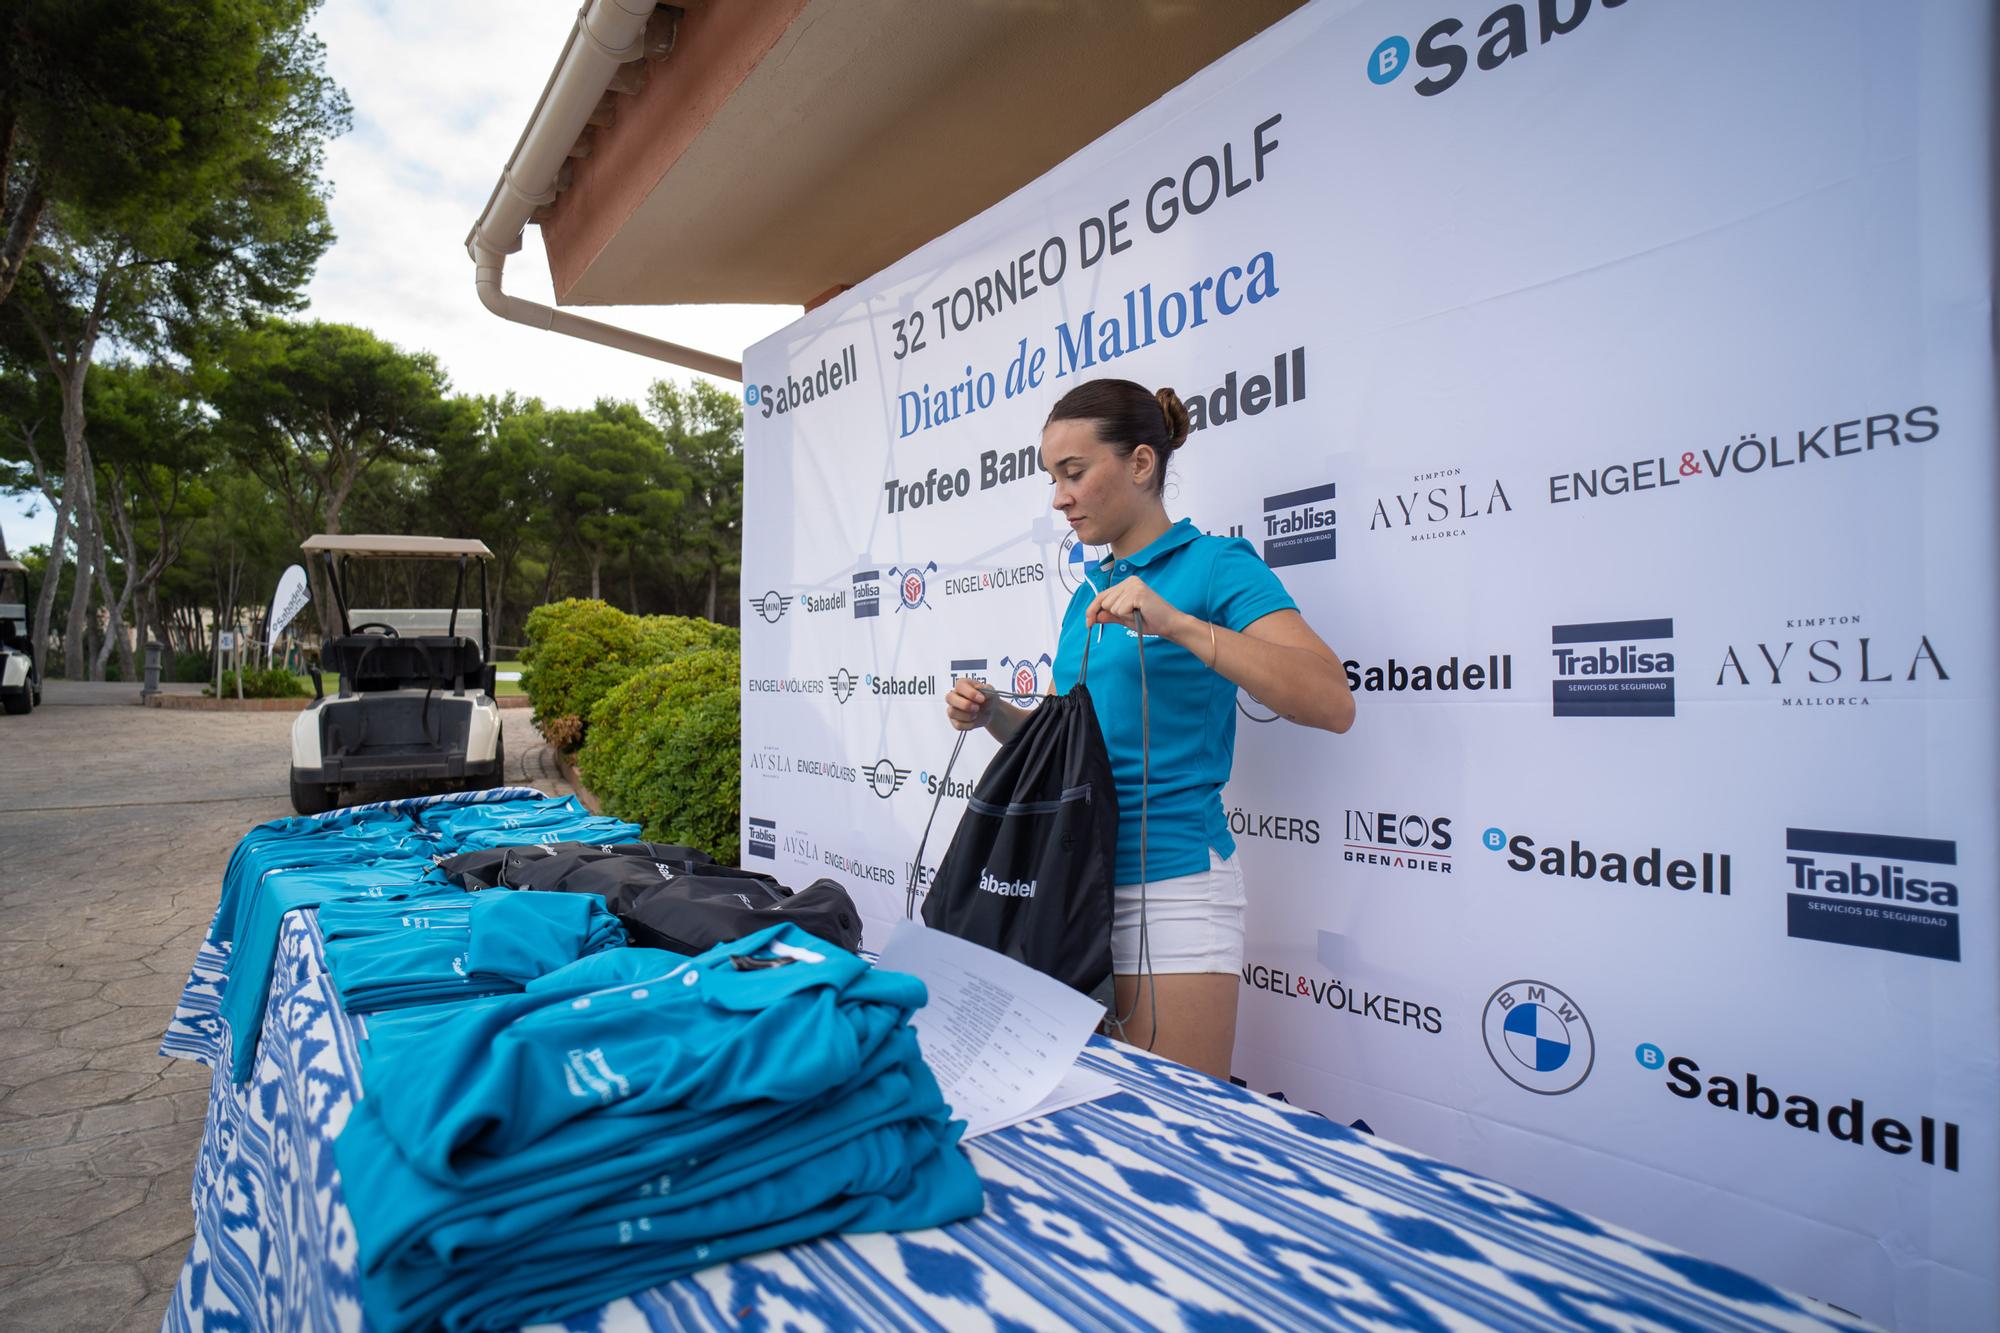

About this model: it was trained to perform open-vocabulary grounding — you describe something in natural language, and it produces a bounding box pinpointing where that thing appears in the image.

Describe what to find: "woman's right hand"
[944,677,994,732]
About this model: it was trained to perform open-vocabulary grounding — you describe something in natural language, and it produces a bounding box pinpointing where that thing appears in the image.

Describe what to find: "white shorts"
[1111,849,1246,975]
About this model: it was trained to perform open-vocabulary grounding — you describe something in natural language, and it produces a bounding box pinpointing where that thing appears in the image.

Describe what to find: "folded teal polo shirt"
[1052,518,1296,884]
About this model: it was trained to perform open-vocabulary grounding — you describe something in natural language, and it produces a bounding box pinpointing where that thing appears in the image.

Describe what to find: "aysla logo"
[1367,0,1633,97]
[781,831,817,863]
[747,590,791,623]
[1482,980,1592,1094]
[1784,827,1960,963]
[1343,809,1451,874]
[828,667,859,703]
[1550,406,1940,506]
[1366,468,1512,545]
[1638,1044,1960,1172]
[888,562,936,612]
[1483,825,1731,897]
[1551,617,1674,717]
[1715,618,1947,709]
[865,758,910,799]
[746,817,776,861]
[745,746,791,778]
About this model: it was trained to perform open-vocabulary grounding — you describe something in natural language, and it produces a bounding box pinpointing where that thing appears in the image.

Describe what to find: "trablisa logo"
[1369,0,1629,96]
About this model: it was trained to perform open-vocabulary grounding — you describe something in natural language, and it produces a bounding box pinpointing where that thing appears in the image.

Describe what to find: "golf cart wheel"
[290,770,338,816]
[1,690,27,715]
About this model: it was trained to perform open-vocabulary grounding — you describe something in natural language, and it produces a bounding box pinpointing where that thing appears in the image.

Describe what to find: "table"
[160,884,1867,1331]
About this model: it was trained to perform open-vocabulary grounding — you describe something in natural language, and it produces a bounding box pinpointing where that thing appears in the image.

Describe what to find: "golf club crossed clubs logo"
[1001,652,1053,706]
[887,562,936,612]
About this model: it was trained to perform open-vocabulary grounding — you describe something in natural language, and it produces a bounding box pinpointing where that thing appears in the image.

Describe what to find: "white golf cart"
[288,535,503,814]
[0,559,41,715]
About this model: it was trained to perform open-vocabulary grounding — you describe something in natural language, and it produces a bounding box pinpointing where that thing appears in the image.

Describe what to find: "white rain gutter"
[464,0,744,381]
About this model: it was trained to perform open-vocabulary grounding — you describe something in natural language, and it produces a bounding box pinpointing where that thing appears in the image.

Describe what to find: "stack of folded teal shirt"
[319,890,627,1012]
[333,923,984,1332]
[207,796,641,1081]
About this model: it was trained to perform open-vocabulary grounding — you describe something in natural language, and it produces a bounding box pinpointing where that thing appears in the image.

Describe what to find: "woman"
[944,378,1355,1079]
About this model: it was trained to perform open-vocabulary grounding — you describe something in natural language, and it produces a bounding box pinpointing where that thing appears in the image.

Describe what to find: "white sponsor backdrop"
[737,1,1995,1325]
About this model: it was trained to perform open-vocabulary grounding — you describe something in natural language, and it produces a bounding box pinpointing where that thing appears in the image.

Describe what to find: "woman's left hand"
[1084,574,1185,636]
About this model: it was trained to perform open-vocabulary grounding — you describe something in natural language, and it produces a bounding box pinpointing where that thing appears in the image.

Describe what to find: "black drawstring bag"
[911,635,1119,996]
[616,873,864,957]
[439,840,715,891]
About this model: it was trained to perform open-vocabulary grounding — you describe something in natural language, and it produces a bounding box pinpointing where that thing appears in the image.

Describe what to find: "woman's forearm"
[1168,614,1355,733]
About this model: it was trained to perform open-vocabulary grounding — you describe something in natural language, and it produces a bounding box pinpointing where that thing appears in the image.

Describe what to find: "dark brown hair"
[1045,378,1191,494]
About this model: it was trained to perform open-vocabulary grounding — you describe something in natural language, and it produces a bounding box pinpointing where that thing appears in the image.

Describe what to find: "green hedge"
[577,646,741,862]
[520,599,737,746]
[207,666,311,698]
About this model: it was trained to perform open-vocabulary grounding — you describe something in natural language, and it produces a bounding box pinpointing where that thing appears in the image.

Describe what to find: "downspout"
[465,0,744,382]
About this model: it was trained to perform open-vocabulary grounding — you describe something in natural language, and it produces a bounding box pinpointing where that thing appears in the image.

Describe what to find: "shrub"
[578,646,740,862]
[207,667,311,699]
[522,599,737,750]
[172,652,212,683]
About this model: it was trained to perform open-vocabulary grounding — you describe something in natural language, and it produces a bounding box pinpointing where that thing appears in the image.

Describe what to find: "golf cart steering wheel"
[349,621,400,637]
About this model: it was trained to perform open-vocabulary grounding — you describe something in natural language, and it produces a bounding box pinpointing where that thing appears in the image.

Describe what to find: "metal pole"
[142,640,161,698]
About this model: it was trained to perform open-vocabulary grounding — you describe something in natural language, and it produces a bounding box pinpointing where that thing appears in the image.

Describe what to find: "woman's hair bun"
[1155,387,1191,451]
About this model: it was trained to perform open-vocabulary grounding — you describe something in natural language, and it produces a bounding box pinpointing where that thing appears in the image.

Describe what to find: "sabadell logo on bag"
[977,871,1036,898]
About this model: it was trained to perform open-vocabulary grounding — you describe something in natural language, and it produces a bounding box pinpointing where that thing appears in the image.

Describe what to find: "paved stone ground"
[0,682,569,1332]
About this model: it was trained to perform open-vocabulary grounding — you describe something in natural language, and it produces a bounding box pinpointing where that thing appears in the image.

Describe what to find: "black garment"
[616,873,863,957]
[918,679,1118,995]
[437,840,862,956]
[439,841,714,893]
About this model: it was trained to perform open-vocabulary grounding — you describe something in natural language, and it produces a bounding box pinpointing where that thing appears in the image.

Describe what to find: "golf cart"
[0,559,41,715]
[288,535,503,814]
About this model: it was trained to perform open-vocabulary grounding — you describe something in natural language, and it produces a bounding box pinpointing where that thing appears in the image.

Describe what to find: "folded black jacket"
[437,841,862,956]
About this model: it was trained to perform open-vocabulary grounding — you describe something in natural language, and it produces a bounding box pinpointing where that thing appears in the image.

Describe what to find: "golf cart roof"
[301,535,493,560]
[0,559,25,573]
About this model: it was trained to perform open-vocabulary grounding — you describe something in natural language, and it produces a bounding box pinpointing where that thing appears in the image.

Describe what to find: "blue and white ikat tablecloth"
[158,796,1869,1331]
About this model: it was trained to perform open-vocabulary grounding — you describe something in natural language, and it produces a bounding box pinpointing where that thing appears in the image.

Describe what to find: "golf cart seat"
[320,633,485,693]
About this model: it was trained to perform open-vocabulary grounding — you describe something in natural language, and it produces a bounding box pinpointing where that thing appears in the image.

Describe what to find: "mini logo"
[1552,618,1675,717]
[746,817,776,860]
[888,562,937,612]
[852,569,881,619]
[1483,980,1593,1095]
[1001,652,1053,703]
[829,667,859,703]
[1261,482,1337,568]
[1784,828,1960,962]
[748,591,792,623]
[865,759,911,798]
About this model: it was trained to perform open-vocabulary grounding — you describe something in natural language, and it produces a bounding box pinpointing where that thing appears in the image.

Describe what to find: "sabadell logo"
[1369,0,1632,97]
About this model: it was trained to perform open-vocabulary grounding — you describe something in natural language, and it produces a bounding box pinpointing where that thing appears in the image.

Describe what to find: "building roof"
[523,0,1308,308]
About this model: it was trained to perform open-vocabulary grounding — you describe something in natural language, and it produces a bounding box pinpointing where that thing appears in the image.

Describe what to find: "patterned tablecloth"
[159,863,1866,1330]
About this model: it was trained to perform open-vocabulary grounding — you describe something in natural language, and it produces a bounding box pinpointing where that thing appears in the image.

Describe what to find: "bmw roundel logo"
[1482,980,1594,1095]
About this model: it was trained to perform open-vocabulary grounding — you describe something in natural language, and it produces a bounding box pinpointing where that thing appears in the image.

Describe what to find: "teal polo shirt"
[1052,518,1296,884]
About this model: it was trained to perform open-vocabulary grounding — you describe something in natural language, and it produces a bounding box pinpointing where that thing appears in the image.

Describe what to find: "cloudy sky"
[1,0,797,552]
